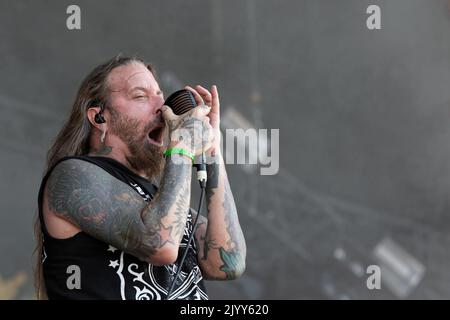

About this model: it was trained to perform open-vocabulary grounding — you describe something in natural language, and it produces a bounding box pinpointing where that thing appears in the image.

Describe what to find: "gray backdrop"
[1,0,450,299]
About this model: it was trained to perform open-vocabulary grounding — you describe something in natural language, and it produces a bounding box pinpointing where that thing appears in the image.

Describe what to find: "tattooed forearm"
[205,163,219,217]
[175,179,191,236]
[206,163,245,251]
[206,163,220,189]
[45,156,192,263]
[223,180,246,250]
[196,158,247,280]
[141,155,192,248]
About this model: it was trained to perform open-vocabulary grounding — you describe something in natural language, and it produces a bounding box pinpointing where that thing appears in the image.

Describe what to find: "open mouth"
[148,124,165,146]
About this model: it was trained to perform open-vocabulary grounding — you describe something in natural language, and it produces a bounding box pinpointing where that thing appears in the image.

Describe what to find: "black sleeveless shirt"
[38,156,208,300]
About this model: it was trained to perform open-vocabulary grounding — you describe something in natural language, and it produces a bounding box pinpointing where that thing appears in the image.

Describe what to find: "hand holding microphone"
[161,103,213,156]
[161,89,214,187]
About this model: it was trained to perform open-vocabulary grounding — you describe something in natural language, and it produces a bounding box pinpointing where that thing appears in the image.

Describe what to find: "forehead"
[107,62,158,92]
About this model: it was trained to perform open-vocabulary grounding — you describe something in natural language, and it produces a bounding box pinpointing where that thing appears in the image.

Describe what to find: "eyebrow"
[129,87,163,95]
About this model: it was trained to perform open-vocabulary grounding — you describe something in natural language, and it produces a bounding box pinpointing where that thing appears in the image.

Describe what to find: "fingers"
[195,85,212,106]
[192,104,211,118]
[185,84,220,116]
[211,85,220,113]
[185,85,204,106]
[160,105,178,122]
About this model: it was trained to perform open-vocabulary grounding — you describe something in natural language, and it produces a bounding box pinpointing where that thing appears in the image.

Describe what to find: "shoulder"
[42,158,105,235]
[44,157,141,211]
[46,157,112,189]
[49,157,101,177]
[44,158,117,211]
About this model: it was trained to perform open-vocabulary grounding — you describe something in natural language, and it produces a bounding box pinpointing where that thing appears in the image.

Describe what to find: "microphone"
[164,89,207,188]
[164,89,196,115]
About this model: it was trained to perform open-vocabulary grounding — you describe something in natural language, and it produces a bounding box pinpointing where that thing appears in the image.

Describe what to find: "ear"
[87,107,106,129]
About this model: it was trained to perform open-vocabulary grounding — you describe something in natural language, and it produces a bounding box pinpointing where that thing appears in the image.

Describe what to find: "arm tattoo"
[190,211,215,260]
[141,155,191,246]
[219,248,241,280]
[217,181,246,277]
[46,157,192,261]
[206,163,220,189]
[168,116,211,154]
[201,235,219,261]
[199,162,246,279]
[205,163,219,213]
[171,179,190,239]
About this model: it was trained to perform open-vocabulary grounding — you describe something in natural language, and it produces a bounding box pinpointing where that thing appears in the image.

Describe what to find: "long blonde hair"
[33,54,155,299]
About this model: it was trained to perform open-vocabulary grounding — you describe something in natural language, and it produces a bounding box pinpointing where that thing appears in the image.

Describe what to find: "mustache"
[143,114,164,133]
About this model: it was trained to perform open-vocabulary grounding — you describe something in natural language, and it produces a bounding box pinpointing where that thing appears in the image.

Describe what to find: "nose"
[154,101,166,124]
[154,96,165,114]
[155,104,163,115]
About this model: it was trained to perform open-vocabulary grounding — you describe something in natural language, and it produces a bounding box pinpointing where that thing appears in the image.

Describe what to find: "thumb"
[161,105,178,122]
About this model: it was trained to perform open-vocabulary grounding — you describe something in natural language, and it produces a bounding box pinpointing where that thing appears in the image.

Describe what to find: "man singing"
[34,55,246,300]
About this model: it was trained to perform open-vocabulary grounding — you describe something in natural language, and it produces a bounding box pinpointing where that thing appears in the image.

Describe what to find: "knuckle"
[192,108,202,117]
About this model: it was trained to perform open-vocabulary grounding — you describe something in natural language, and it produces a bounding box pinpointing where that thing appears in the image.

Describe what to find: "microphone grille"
[164,89,196,115]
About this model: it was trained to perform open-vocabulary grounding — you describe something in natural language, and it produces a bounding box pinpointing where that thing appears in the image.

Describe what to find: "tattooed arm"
[44,155,192,265]
[193,152,247,280]
[184,84,246,280]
